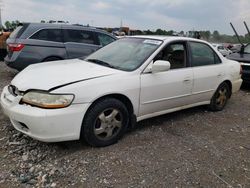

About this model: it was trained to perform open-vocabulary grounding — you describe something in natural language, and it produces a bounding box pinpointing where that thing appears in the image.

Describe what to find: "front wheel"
[81,98,129,147]
[209,82,230,111]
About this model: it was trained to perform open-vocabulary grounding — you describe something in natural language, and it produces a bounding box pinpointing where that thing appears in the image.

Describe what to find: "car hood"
[11,59,123,91]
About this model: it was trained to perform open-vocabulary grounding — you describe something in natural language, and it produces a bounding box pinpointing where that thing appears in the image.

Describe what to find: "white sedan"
[1,36,242,147]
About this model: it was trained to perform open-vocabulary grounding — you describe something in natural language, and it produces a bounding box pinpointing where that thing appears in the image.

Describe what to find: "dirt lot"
[0,61,250,188]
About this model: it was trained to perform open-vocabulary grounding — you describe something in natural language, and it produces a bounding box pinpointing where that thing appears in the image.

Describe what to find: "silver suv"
[5,23,117,71]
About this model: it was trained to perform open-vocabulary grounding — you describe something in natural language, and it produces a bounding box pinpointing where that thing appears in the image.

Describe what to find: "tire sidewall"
[210,82,230,111]
[82,98,129,147]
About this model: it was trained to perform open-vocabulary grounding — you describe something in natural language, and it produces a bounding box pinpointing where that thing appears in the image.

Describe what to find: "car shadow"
[52,105,209,152]
[133,105,207,132]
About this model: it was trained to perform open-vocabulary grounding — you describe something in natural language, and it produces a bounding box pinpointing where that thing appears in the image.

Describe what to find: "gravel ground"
[0,61,250,188]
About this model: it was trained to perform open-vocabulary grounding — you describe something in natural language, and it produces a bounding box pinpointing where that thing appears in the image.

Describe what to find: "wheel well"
[81,94,135,136]
[42,56,63,62]
[223,80,232,97]
[89,94,134,115]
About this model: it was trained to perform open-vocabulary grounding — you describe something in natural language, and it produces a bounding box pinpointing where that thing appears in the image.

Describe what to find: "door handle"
[183,78,191,83]
[217,73,223,77]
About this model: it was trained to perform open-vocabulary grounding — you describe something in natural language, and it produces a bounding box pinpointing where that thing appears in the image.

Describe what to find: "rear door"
[63,29,100,58]
[188,41,225,103]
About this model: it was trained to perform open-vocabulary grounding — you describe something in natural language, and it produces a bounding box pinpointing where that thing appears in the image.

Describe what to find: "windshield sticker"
[143,40,162,45]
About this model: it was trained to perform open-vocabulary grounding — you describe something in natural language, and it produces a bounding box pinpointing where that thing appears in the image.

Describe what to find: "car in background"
[4,23,117,71]
[212,43,232,57]
[227,43,250,83]
[229,44,242,53]
[1,36,242,147]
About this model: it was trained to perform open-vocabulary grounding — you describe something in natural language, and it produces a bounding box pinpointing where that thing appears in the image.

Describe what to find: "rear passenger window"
[97,33,116,46]
[190,42,221,67]
[64,30,96,45]
[30,29,63,42]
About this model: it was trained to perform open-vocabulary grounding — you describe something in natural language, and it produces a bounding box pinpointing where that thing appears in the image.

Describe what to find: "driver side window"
[154,42,187,69]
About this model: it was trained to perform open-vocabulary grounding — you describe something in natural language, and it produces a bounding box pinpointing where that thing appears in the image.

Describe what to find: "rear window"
[9,24,29,39]
[30,29,63,42]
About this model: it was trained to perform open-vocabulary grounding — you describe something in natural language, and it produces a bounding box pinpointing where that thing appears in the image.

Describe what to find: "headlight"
[21,91,74,109]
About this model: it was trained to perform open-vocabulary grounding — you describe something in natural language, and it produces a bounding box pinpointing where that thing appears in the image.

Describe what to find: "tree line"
[143,29,250,44]
[3,20,250,44]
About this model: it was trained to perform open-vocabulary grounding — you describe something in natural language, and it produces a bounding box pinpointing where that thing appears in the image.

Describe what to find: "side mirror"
[152,60,171,73]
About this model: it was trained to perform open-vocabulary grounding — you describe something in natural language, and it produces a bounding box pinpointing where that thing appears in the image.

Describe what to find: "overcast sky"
[2,0,250,35]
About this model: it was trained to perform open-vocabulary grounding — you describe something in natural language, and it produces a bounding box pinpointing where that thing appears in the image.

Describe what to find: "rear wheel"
[81,98,129,147]
[209,82,230,111]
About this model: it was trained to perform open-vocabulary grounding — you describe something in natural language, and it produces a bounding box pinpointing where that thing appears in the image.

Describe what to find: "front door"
[139,42,193,117]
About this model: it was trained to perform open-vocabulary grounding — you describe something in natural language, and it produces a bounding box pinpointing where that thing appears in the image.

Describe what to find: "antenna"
[230,22,243,45]
[244,21,250,37]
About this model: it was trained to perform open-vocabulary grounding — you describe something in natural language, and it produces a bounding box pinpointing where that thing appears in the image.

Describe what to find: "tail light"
[240,64,243,75]
[7,43,25,52]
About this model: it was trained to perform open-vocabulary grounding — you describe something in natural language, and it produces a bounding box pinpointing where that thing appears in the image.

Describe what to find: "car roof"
[24,22,96,29]
[127,35,207,43]
[18,23,116,39]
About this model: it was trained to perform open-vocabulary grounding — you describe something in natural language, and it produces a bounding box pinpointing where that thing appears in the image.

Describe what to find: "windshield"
[85,38,162,71]
[244,44,250,54]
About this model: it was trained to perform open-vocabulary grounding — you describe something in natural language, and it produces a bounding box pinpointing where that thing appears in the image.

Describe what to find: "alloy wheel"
[94,108,123,140]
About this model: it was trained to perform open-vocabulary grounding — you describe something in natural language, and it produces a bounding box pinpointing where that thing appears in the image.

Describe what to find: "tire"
[209,82,230,111]
[81,98,129,147]
[43,57,62,62]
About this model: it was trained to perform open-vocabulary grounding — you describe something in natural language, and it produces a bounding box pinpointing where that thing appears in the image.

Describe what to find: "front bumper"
[0,86,90,142]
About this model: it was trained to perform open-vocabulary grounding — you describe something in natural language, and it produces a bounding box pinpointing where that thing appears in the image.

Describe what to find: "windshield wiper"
[86,59,115,69]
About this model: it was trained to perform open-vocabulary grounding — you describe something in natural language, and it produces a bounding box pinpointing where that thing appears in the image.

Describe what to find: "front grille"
[8,85,17,96]
[8,85,23,96]
[19,122,29,131]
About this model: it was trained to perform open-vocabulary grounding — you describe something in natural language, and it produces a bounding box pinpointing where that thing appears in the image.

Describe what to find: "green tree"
[4,20,20,31]
[213,30,221,42]
[155,29,164,35]
[4,21,11,30]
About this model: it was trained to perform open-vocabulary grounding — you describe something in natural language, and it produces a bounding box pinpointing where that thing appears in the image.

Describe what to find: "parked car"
[4,23,117,71]
[1,36,242,147]
[229,44,242,53]
[212,43,232,57]
[227,43,250,83]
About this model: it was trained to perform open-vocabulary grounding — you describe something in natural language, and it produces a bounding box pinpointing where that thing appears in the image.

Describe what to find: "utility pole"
[0,0,3,29]
[120,18,123,28]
